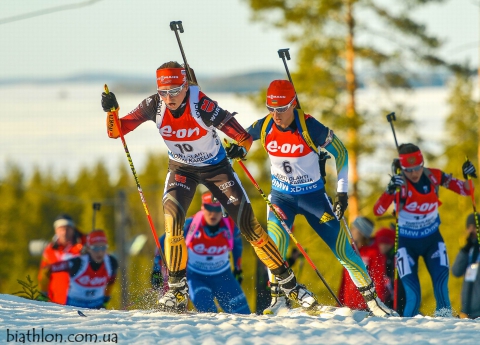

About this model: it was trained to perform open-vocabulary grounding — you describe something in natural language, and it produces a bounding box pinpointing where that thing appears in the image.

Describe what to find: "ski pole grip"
[104,84,117,113]
[278,48,290,60]
[386,111,399,152]
[386,112,396,122]
[170,21,184,33]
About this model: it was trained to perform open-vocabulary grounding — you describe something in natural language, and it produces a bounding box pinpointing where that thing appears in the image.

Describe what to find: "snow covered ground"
[1,294,479,345]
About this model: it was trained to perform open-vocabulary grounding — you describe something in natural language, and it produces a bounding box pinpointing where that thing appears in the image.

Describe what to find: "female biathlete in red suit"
[374,143,476,317]
[101,61,318,313]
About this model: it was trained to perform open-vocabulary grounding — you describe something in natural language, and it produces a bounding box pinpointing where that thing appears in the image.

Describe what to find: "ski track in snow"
[1,295,479,345]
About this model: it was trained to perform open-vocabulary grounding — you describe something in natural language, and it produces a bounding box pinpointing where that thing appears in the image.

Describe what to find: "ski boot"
[263,283,291,315]
[359,282,399,317]
[158,276,189,313]
[277,268,318,310]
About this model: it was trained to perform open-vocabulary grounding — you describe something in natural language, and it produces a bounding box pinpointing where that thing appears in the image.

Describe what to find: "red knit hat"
[266,80,296,107]
[375,228,395,246]
[399,150,423,169]
[156,68,186,88]
[87,230,108,246]
[202,192,222,213]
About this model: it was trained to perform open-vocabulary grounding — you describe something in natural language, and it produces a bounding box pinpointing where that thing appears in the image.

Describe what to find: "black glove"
[462,160,477,179]
[333,192,348,219]
[225,143,247,160]
[387,174,404,194]
[101,92,119,112]
[286,248,301,267]
[391,158,401,175]
[233,268,243,284]
[151,271,163,290]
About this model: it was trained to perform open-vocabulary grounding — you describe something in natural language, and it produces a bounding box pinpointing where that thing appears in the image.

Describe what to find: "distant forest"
[0,69,454,94]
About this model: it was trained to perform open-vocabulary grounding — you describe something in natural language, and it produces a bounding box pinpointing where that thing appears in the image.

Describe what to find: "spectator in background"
[375,227,406,316]
[152,192,250,314]
[338,217,387,310]
[452,213,480,319]
[38,214,84,304]
[42,230,118,309]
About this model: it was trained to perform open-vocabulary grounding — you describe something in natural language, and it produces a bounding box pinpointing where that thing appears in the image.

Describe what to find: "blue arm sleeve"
[246,116,269,141]
[306,117,349,193]
[305,116,330,148]
[231,225,243,269]
[324,134,348,193]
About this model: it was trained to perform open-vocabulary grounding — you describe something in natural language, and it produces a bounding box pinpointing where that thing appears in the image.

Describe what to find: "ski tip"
[77,310,87,317]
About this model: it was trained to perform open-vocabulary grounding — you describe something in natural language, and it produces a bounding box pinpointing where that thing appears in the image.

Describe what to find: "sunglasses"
[158,82,186,97]
[403,164,423,173]
[266,96,296,113]
[90,245,108,252]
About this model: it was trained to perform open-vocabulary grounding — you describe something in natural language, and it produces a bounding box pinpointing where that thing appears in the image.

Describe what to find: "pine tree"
[433,71,477,314]
[245,0,465,218]
[0,163,25,292]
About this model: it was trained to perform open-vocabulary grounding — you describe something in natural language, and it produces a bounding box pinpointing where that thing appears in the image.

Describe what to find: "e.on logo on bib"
[160,125,200,139]
[405,201,437,213]
[193,244,228,255]
[266,141,304,154]
[77,275,108,287]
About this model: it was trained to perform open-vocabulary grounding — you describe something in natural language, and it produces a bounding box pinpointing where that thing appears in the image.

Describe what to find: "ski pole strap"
[295,109,318,154]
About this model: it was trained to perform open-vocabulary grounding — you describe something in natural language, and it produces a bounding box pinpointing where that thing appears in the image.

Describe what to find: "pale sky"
[0,0,478,80]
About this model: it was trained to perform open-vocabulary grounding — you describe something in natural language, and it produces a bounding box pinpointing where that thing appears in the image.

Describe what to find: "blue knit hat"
[466,213,476,228]
[352,217,374,238]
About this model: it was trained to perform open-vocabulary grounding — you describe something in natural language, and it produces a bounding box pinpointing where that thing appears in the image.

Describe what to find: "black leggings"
[163,158,285,274]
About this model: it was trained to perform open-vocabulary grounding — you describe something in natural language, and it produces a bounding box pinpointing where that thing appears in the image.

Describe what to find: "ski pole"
[278,48,330,186]
[92,202,101,231]
[278,48,300,109]
[104,84,167,266]
[386,111,401,311]
[341,218,361,257]
[465,156,480,245]
[386,112,399,150]
[170,20,197,84]
[325,194,360,257]
[234,157,343,306]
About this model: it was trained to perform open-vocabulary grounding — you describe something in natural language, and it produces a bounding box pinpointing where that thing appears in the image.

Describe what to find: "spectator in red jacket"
[47,230,118,309]
[374,227,406,316]
[38,214,84,304]
[338,217,387,310]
